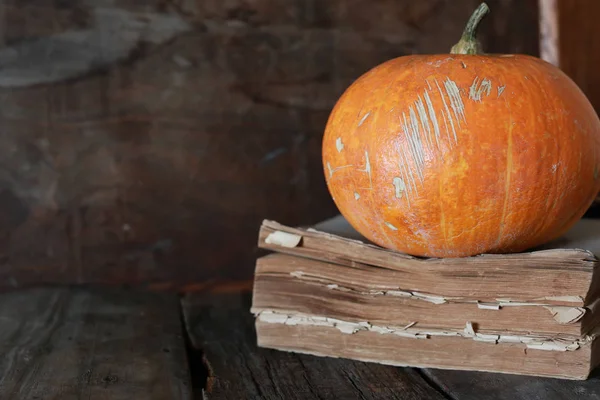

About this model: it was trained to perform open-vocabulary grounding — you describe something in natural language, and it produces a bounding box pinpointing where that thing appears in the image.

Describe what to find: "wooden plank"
[422,368,600,400]
[539,0,600,114]
[182,291,448,399]
[0,287,192,400]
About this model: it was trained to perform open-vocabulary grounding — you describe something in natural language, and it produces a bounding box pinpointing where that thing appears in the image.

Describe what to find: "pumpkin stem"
[450,2,490,55]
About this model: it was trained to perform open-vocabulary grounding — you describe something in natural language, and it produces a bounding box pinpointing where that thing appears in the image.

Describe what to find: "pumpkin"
[322,3,600,258]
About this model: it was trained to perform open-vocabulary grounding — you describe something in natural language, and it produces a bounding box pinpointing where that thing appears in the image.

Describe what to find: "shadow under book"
[251,215,600,380]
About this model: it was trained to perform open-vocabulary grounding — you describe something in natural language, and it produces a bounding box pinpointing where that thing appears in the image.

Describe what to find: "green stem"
[450,3,490,55]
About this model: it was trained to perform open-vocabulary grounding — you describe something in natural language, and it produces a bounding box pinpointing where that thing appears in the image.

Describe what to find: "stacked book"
[251,215,600,380]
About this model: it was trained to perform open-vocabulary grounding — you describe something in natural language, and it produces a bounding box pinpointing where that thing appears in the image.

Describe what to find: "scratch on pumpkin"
[398,144,418,200]
[393,177,410,207]
[358,151,373,189]
[427,57,454,67]
[378,222,396,248]
[384,221,399,231]
[358,111,371,127]
[406,108,426,173]
[326,162,353,178]
[469,77,492,102]
[435,78,457,143]
[424,91,441,146]
[497,85,506,98]
[444,78,466,126]
[335,137,344,152]
[415,95,433,148]
[393,177,406,198]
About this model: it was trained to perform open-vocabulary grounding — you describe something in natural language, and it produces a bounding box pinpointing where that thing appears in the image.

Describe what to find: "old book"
[254,317,598,380]
[251,215,600,379]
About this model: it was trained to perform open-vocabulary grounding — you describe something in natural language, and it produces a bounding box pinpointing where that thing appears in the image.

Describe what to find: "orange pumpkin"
[322,3,600,258]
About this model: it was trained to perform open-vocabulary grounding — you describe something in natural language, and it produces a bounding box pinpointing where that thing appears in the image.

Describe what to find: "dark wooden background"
[0,0,540,291]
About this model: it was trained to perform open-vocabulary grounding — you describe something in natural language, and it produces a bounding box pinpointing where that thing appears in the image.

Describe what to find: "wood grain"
[185,290,600,398]
[554,0,600,113]
[423,368,600,400]
[0,0,540,289]
[182,291,447,399]
[0,287,192,399]
[538,0,558,66]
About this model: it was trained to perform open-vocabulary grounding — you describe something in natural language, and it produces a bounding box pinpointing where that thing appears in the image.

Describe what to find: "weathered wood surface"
[182,291,447,399]
[0,0,539,289]
[422,368,600,400]
[539,0,600,114]
[0,287,192,399]
[184,290,600,399]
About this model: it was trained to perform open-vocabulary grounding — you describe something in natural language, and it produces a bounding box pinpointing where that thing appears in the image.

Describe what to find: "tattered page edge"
[259,218,598,264]
[253,268,589,327]
[253,309,597,352]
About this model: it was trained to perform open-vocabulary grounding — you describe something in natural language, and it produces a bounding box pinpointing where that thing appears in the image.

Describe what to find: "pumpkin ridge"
[496,99,515,247]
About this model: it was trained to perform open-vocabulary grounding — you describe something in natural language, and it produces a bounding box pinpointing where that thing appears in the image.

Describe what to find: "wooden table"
[1,287,600,399]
